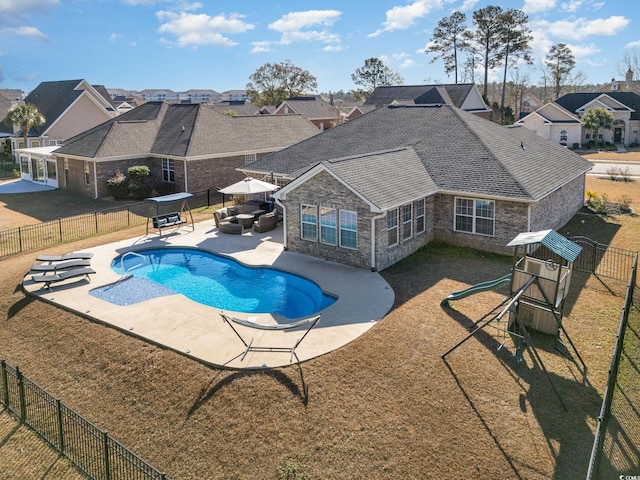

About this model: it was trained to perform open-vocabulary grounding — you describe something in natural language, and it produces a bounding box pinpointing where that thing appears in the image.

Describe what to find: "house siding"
[281,171,373,269]
[529,174,586,232]
[433,194,529,254]
[280,171,435,270]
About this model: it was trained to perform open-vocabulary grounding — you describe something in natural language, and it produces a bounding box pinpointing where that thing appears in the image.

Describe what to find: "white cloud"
[400,59,416,68]
[323,45,343,52]
[0,0,59,14]
[157,10,255,47]
[3,26,48,41]
[523,0,557,14]
[626,40,640,48]
[369,0,443,37]
[268,10,342,46]
[458,0,479,11]
[560,0,582,12]
[535,16,629,42]
[251,41,272,53]
[109,33,123,43]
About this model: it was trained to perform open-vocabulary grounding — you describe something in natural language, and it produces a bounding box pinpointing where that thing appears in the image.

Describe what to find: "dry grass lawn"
[0,171,638,479]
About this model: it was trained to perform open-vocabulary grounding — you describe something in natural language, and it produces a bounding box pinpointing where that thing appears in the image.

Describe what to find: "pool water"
[99,248,335,318]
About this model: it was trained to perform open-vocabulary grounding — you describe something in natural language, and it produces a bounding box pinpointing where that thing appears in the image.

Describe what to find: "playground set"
[442,229,586,410]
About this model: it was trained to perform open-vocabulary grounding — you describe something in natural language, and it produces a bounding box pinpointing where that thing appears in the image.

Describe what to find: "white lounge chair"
[31,267,96,290]
[36,252,94,263]
[30,259,92,273]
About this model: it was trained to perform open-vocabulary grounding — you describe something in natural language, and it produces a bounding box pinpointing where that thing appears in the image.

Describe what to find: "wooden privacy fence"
[1,360,169,480]
[0,189,218,259]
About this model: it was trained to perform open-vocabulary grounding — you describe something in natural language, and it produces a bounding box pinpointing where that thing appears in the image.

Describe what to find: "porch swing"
[144,192,195,237]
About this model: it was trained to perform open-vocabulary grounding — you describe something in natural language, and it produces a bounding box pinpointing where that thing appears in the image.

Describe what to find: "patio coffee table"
[236,214,255,228]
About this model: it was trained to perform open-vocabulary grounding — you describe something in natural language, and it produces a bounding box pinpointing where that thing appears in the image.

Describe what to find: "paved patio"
[22,218,395,369]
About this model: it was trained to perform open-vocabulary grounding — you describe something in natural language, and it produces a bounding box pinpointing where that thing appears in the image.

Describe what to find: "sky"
[0,0,638,96]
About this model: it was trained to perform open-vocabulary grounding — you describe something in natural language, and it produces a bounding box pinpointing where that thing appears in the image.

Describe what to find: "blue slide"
[440,274,512,307]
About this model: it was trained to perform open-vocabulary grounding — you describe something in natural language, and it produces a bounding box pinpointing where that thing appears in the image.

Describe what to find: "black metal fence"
[0,188,220,259]
[0,360,169,480]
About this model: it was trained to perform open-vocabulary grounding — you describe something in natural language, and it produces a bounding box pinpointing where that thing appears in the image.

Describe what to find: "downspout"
[370,211,387,271]
[275,196,287,250]
[93,161,98,199]
[183,159,188,192]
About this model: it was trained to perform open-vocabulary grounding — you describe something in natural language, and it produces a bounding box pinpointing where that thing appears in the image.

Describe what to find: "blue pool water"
[92,248,336,319]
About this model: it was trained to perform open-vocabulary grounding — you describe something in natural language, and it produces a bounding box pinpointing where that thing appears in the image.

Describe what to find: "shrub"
[572,143,579,150]
[106,170,129,200]
[127,165,152,200]
[277,459,310,480]
[618,195,633,213]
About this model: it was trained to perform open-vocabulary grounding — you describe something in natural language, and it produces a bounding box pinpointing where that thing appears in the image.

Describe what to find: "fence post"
[103,430,111,480]
[18,226,23,253]
[56,399,65,453]
[1,360,8,407]
[95,211,99,234]
[59,218,63,242]
[127,206,131,227]
[16,366,26,423]
[207,187,211,207]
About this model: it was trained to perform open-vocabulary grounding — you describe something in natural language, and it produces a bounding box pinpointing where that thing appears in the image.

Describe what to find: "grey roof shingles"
[245,104,593,203]
[555,92,640,120]
[55,101,319,159]
[364,84,479,108]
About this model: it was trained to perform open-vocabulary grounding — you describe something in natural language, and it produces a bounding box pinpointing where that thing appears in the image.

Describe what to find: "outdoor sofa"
[253,211,278,233]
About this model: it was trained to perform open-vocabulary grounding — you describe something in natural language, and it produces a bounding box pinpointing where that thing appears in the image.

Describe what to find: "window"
[244,153,257,165]
[585,133,591,140]
[388,208,398,246]
[84,161,91,185]
[20,155,28,173]
[415,199,425,234]
[402,204,412,241]
[301,205,317,241]
[162,158,175,183]
[320,207,337,245]
[455,198,495,236]
[560,130,567,142]
[339,210,357,249]
[31,140,41,148]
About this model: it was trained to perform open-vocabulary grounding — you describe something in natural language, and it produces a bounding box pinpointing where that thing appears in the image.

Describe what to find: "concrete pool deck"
[22,218,395,369]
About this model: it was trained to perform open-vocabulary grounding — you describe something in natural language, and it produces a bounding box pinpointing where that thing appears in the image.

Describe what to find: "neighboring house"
[272,96,342,131]
[111,95,144,115]
[210,100,263,116]
[242,104,592,270]
[342,104,377,121]
[364,83,491,119]
[599,68,640,95]
[6,80,117,185]
[221,90,249,103]
[517,92,640,147]
[53,101,319,199]
[138,89,179,102]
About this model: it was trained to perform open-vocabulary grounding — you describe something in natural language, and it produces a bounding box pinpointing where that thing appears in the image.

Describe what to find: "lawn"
[0,173,638,479]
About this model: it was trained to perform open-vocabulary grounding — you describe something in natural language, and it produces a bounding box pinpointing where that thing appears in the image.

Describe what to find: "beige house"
[6,80,116,186]
[517,92,640,147]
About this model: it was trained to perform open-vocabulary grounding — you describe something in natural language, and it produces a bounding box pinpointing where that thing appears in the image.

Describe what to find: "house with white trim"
[242,104,592,270]
[517,92,640,147]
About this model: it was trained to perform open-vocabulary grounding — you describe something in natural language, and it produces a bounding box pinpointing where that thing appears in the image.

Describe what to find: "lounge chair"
[30,258,92,273]
[31,267,96,290]
[220,313,320,364]
[36,252,94,263]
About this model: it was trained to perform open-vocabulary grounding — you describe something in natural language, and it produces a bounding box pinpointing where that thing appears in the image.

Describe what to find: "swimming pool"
[93,248,335,318]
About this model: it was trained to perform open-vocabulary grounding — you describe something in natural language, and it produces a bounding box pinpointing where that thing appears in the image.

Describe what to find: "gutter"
[275,196,287,250]
[370,211,387,271]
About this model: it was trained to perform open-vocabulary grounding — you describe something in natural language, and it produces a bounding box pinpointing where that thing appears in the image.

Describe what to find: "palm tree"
[582,107,612,147]
[4,103,46,150]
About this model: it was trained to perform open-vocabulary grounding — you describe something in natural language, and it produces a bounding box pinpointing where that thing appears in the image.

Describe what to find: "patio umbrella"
[218,177,279,195]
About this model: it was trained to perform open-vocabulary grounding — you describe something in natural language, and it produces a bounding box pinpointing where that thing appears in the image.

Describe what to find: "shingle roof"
[555,92,640,120]
[55,102,319,159]
[245,104,593,203]
[276,97,341,119]
[364,84,479,108]
[21,80,115,137]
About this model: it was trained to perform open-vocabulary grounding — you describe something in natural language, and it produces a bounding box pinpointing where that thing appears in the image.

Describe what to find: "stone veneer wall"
[433,194,530,254]
[529,174,586,233]
[282,171,373,269]
[373,196,434,271]
[281,170,435,270]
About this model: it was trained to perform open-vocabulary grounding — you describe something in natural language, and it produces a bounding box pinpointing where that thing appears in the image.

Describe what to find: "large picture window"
[320,207,337,245]
[415,199,425,234]
[162,158,175,183]
[388,208,398,246]
[339,210,357,249]
[455,198,495,236]
[301,205,318,241]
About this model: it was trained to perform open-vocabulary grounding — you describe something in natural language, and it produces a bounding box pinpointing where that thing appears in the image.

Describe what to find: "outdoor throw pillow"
[229,208,238,215]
